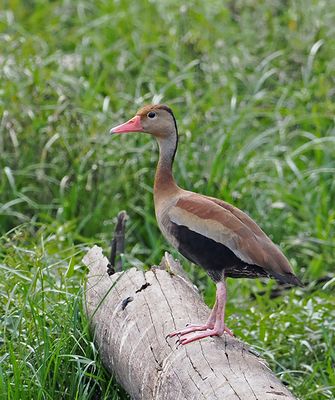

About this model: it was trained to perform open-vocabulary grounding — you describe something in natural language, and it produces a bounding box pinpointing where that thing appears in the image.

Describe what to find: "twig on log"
[107,210,128,275]
[83,246,297,400]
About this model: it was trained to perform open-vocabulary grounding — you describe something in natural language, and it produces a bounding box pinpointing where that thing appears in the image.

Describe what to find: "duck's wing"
[168,193,302,286]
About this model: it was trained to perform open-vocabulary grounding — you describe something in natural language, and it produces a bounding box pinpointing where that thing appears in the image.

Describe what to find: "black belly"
[170,222,268,282]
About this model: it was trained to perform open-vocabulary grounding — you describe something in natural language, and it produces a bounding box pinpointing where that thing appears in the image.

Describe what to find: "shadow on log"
[83,246,296,400]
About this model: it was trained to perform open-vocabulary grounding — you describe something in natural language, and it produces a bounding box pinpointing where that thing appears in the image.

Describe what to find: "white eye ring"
[147,111,157,119]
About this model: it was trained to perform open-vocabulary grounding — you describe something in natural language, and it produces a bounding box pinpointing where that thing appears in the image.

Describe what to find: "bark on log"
[83,246,296,400]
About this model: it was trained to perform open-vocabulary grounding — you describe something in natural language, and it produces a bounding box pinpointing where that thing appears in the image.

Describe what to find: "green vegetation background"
[1,1,334,399]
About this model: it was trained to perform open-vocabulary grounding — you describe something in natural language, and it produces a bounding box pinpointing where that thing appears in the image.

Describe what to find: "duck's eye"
[147,111,156,119]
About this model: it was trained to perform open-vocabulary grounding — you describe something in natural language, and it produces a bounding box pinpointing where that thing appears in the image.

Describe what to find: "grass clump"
[0,225,127,399]
[1,1,334,399]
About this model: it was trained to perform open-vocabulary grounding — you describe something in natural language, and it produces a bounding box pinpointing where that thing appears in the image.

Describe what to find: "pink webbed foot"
[167,324,233,344]
[168,324,213,338]
[177,328,224,345]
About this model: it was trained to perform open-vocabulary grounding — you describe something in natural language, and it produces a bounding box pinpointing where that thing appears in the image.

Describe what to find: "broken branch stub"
[108,210,128,275]
[83,246,296,400]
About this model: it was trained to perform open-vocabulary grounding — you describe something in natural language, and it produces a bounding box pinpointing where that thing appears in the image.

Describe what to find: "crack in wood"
[225,376,243,400]
[150,345,163,370]
[135,282,151,293]
[224,335,237,376]
[187,348,207,381]
[154,271,177,331]
[266,391,288,396]
[187,347,220,400]
[187,369,203,397]
[154,352,185,399]
[121,296,134,310]
[199,344,220,400]
[243,371,259,400]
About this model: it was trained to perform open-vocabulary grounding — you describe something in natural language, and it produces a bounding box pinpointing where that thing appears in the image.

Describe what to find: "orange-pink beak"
[110,115,144,134]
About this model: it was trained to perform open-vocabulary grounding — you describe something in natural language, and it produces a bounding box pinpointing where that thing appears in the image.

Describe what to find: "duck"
[110,104,302,345]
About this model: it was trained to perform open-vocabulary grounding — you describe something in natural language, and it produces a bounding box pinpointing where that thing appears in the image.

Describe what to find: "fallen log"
[83,246,296,400]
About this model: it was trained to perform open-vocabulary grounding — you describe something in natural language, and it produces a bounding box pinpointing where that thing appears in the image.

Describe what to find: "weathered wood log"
[83,246,296,400]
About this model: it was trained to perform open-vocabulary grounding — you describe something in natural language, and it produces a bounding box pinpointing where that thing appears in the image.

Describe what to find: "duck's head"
[110,104,178,139]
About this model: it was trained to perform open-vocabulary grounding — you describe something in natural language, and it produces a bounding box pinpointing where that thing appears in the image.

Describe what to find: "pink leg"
[168,301,218,338]
[167,280,233,343]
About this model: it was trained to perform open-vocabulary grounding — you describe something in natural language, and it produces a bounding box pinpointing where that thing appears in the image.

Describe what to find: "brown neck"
[154,133,179,202]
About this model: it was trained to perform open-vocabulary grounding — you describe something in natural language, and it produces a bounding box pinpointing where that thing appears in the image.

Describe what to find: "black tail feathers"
[272,271,304,287]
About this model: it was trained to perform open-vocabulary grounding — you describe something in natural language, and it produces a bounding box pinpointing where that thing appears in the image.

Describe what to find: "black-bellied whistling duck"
[110,104,302,345]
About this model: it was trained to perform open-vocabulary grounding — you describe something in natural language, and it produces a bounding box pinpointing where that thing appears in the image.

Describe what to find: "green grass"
[1,0,334,398]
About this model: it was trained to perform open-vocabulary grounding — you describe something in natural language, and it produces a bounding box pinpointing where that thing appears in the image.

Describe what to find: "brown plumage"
[111,104,302,345]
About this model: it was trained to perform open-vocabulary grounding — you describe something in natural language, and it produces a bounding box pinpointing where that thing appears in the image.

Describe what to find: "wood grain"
[83,246,296,400]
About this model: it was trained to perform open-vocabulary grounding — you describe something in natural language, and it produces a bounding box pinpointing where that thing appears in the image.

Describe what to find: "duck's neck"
[154,133,179,202]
